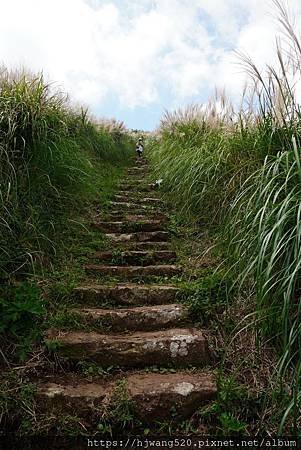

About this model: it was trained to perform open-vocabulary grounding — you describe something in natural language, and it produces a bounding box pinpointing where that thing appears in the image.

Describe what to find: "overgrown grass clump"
[149,1,300,431]
[0,68,133,279]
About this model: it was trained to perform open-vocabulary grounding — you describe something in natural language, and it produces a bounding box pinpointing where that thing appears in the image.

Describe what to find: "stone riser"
[88,250,177,266]
[73,283,179,306]
[70,303,188,331]
[45,328,210,367]
[105,231,169,243]
[37,372,217,423]
[84,264,182,279]
[107,212,168,222]
[92,220,164,233]
[110,201,159,210]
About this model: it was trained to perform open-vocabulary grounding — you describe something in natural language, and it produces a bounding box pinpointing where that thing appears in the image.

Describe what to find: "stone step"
[36,372,216,422]
[36,376,109,418]
[127,172,148,178]
[70,304,188,331]
[122,241,172,250]
[92,220,164,233]
[124,371,217,421]
[73,283,179,306]
[84,264,182,278]
[128,168,148,174]
[141,197,162,203]
[119,179,144,186]
[45,328,210,367]
[105,231,169,243]
[119,184,154,192]
[134,161,148,166]
[112,194,145,202]
[113,195,162,204]
[110,202,153,210]
[88,250,177,265]
[108,212,168,222]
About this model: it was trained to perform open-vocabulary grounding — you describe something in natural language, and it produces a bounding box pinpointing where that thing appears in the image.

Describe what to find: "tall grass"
[0,68,133,279]
[150,91,274,225]
[149,0,300,430]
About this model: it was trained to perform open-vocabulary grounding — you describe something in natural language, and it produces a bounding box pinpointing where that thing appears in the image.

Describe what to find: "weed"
[181,273,230,324]
[0,283,44,360]
[199,376,247,435]
[98,379,135,433]
[44,339,63,353]
[78,362,118,376]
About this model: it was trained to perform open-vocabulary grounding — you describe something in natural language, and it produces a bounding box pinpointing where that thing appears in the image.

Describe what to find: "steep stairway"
[37,157,217,428]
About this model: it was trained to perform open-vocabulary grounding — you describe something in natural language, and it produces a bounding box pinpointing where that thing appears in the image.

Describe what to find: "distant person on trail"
[135,137,144,158]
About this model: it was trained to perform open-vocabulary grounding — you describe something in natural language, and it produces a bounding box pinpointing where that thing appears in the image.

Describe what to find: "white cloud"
[0,0,301,122]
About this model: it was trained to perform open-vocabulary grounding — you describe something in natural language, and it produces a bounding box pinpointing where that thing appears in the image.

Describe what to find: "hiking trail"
[37,158,217,429]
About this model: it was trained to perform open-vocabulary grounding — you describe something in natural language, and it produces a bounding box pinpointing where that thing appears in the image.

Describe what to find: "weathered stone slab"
[105,231,169,242]
[127,372,217,421]
[108,212,168,222]
[71,304,188,331]
[122,241,171,250]
[110,201,152,210]
[73,283,179,306]
[45,328,210,367]
[84,264,182,278]
[127,168,148,175]
[91,220,164,233]
[36,378,110,416]
[88,250,177,265]
[118,184,154,192]
[37,372,216,421]
[113,195,161,203]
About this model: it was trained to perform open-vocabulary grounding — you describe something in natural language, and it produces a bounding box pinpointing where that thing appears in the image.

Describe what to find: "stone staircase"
[37,158,217,427]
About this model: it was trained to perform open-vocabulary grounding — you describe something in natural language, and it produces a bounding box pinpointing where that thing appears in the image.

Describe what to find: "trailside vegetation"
[0,68,133,358]
[149,1,300,433]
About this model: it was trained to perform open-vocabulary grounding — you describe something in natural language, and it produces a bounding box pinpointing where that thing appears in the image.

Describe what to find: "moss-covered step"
[84,264,182,279]
[91,220,164,233]
[88,250,177,265]
[73,283,179,306]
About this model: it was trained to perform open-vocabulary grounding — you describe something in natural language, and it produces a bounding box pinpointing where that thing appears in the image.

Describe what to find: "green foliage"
[181,272,229,323]
[0,68,133,363]
[44,339,63,353]
[228,149,301,357]
[148,109,260,225]
[0,283,44,359]
[219,412,246,434]
[0,68,133,279]
[0,283,44,334]
[201,377,247,435]
[149,1,301,430]
[97,379,134,434]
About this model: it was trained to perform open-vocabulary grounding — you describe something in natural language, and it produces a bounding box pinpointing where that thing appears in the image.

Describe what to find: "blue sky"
[1,0,301,130]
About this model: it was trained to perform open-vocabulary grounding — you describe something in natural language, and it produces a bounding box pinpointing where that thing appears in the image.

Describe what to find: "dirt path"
[37,158,217,430]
